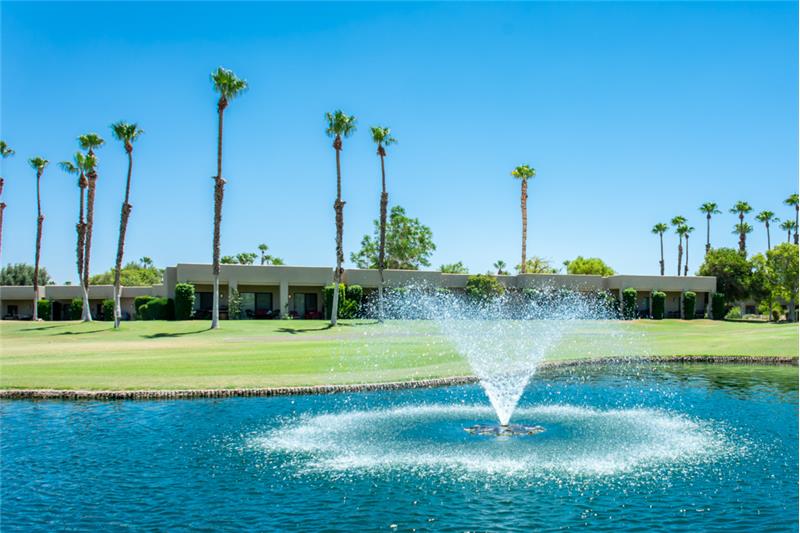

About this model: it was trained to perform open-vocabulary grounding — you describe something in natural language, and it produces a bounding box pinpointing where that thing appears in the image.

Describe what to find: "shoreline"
[1,355,796,400]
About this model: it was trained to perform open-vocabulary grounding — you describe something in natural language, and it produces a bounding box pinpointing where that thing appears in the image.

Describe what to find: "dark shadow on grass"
[56,328,110,335]
[143,328,212,339]
[20,323,74,332]
[276,320,381,335]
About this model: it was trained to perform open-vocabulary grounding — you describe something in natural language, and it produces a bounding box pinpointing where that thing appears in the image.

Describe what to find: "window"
[255,292,272,311]
[196,292,213,311]
[7,305,18,317]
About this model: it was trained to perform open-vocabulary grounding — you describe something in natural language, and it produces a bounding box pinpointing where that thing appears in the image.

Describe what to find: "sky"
[1,1,797,284]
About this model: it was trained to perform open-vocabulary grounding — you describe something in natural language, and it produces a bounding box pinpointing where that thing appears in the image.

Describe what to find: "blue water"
[1,364,797,531]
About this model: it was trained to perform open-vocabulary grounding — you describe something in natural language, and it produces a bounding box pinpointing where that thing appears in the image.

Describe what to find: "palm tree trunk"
[331,136,344,326]
[705,214,711,254]
[212,99,226,329]
[77,183,89,322]
[684,235,689,276]
[677,240,683,276]
[377,149,387,321]
[33,171,43,320]
[0,202,5,258]
[766,222,771,251]
[789,228,792,243]
[520,179,528,274]
[659,233,664,275]
[82,170,97,322]
[794,206,798,245]
[738,213,745,254]
[113,145,134,328]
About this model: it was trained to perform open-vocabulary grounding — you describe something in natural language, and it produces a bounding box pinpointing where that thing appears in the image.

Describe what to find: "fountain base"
[464,424,545,437]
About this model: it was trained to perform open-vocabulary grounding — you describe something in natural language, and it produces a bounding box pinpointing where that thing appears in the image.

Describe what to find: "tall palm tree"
[59,152,93,320]
[780,220,797,243]
[258,243,269,265]
[732,222,753,255]
[670,216,686,276]
[370,126,397,320]
[28,157,48,320]
[683,225,695,276]
[785,193,799,244]
[325,110,357,326]
[493,260,508,275]
[111,122,144,328]
[698,202,720,254]
[209,67,248,329]
[755,210,777,251]
[78,133,104,320]
[511,165,536,273]
[651,223,668,275]
[729,201,752,255]
[0,141,14,257]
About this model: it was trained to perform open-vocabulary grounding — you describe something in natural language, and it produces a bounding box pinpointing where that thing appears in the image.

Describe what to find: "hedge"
[711,293,726,321]
[174,283,195,320]
[68,297,83,320]
[102,299,115,321]
[651,291,665,320]
[37,299,52,321]
[346,285,363,307]
[134,295,157,320]
[465,274,505,300]
[323,284,345,320]
[621,288,637,320]
[682,291,697,320]
[138,298,175,320]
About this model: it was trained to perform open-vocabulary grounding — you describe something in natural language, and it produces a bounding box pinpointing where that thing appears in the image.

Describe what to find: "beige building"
[1,263,716,320]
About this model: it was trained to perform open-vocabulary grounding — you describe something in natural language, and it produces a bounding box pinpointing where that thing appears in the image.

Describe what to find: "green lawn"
[0,319,796,390]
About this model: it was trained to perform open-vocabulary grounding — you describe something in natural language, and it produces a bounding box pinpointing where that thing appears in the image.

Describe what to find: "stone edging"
[0,355,796,400]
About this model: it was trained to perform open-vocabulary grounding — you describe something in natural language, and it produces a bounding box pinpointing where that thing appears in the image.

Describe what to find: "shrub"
[68,297,83,320]
[465,274,505,300]
[339,299,359,319]
[134,295,156,319]
[324,284,346,320]
[228,289,242,320]
[725,306,742,320]
[139,297,174,320]
[37,299,52,321]
[174,283,195,320]
[651,291,666,320]
[682,291,697,319]
[621,288,637,320]
[711,293,726,320]
[346,285,363,307]
[101,299,115,321]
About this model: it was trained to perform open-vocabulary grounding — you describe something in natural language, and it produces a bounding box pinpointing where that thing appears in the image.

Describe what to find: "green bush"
[651,291,666,320]
[68,297,83,320]
[711,293,726,320]
[682,291,697,319]
[174,283,195,320]
[621,288,637,320]
[346,285,363,307]
[134,295,156,320]
[465,274,505,300]
[339,299,359,319]
[37,299,52,321]
[725,306,742,320]
[228,289,242,320]
[101,299,115,321]
[139,297,175,320]
[323,284,346,319]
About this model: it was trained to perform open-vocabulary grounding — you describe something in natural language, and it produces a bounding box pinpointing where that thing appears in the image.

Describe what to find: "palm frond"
[211,67,248,99]
[78,133,105,151]
[325,110,357,138]
[510,164,536,180]
[0,141,14,158]
[28,156,49,171]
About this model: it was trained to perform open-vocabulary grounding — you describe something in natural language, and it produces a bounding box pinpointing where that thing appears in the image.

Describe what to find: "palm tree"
[210,67,248,329]
[325,110,357,326]
[755,210,777,251]
[785,193,799,244]
[59,152,93,320]
[0,141,14,257]
[111,122,144,328]
[698,202,720,254]
[78,133,104,320]
[780,220,797,243]
[729,201,752,255]
[732,222,753,255]
[370,126,397,320]
[258,244,269,265]
[651,223,668,275]
[683,225,695,276]
[511,165,536,273]
[670,216,686,275]
[493,260,508,275]
[29,157,48,320]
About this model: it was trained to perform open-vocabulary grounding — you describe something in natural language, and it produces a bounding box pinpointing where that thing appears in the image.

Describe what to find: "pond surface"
[2,364,797,531]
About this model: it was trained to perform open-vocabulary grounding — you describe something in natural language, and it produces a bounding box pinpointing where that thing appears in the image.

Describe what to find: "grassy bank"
[0,319,796,390]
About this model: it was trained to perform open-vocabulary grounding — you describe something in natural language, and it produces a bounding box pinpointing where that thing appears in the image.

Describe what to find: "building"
[0,263,717,320]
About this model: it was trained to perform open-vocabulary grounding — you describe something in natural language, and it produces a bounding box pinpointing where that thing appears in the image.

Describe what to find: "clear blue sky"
[1,1,797,283]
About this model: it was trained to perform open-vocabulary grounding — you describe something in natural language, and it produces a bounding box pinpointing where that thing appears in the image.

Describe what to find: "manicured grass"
[0,319,796,390]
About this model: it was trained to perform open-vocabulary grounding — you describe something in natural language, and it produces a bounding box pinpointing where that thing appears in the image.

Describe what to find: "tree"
[370,126,397,321]
[651,223,668,275]
[729,201,752,255]
[91,261,163,286]
[755,210,777,251]
[258,244,269,265]
[0,263,51,286]
[515,257,557,274]
[671,216,687,276]
[78,133,104,321]
[784,194,798,245]
[440,261,468,274]
[256,244,283,265]
[564,256,615,276]
[511,165,536,273]
[111,121,144,328]
[766,243,799,321]
[780,220,797,243]
[683,225,694,276]
[236,252,257,265]
[698,202,720,254]
[0,140,13,256]
[697,247,751,304]
[493,260,509,275]
[351,206,436,270]
[28,157,48,320]
[747,253,776,320]
[140,257,153,268]
[59,152,93,321]
[220,255,238,264]
[732,222,753,256]
[325,110,357,326]
[210,67,248,329]
[465,274,505,300]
